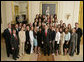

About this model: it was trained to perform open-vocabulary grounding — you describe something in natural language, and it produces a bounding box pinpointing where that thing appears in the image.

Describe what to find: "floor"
[1,37,83,61]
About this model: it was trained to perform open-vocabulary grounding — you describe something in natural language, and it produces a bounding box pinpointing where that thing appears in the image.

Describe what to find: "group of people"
[3,14,82,60]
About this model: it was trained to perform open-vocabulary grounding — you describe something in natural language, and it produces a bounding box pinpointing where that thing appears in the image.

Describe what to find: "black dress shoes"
[16,56,19,58]
[69,54,74,56]
[7,55,10,57]
[13,58,17,60]
[76,53,79,55]
[48,54,50,56]
[44,54,46,56]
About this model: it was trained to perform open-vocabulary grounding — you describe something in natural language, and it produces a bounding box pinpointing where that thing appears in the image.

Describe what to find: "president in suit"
[42,25,51,56]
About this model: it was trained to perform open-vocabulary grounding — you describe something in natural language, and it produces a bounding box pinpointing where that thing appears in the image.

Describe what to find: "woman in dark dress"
[25,25,31,54]
[63,28,71,55]
[37,27,42,54]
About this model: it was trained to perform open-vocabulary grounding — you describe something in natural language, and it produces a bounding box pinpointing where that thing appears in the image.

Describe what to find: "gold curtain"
[27,1,29,23]
[14,6,19,16]
[78,1,83,44]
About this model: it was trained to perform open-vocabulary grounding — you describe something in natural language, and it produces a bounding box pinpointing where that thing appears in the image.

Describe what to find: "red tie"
[15,35,17,40]
[40,30,41,33]
[45,30,47,37]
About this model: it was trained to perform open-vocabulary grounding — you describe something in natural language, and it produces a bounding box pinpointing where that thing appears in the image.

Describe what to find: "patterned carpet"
[37,54,54,61]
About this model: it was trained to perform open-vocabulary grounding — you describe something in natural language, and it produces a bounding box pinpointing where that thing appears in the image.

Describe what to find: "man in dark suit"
[48,24,52,54]
[25,25,31,54]
[10,29,19,60]
[15,24,20,36]
[50,26,56,55]
[74,22,82,55]
[3,23,13,57]
[42,25,51,56]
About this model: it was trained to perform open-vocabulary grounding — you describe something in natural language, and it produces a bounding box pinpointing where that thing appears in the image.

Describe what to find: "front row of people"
[3,22,82,60]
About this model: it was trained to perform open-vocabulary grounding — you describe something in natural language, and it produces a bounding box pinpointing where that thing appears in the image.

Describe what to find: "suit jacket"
[70,33,78,48]
[70,33,78,43]
[47,28,52,42]
[15,28,20,36]
[10,34,19,49]
[42,29,51,44]
[19,31,26,42]
[51,30,56,41]
[75,27,82,40]
[25,30,31,44]
[3,28,13,44]
[37,31,42,44]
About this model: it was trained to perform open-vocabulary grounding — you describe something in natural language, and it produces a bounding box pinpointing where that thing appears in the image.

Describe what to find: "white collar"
[13,34,16,36]
[8,28,11,30]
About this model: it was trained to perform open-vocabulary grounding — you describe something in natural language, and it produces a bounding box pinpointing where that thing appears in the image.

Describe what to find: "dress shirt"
[8,28,12,34]
[64,32,70,41]
[29,30,34,42]
[55,32,60,44]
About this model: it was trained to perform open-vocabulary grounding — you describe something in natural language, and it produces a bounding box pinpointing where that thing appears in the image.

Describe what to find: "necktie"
[45,30,47,37]
[15,35,17,40]
[40,30,41,33]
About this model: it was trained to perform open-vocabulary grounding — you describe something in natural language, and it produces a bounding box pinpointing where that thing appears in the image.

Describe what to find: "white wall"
[28,1,80,28]
[13,1,20,16]
[1,1,12,33]
[19,2,27,15]
[57,1,80,28]
[29,1,40,23]
[1,1,80,33]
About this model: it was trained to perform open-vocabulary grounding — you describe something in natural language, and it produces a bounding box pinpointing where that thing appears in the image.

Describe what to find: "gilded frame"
[39,1,58,15]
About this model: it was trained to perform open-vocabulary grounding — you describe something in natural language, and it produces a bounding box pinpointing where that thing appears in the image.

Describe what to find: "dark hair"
[59,28,63,33]
[26,24,30,26]
[68,24,71,29]
[65,28,69,34]
[34,18,38,21]
[39,26,41,29]
[53,14,57,18]
[75,22,79,25]
[15,23,18,25]
[8,23,11,25]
